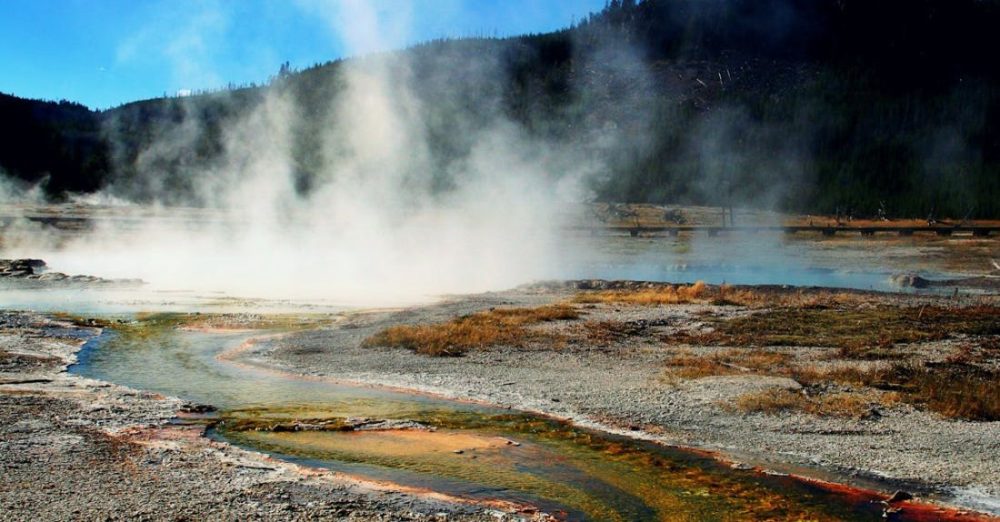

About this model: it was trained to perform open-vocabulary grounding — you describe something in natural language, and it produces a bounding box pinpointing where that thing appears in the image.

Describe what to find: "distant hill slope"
[0,93,109,193]
[2,0,999,217]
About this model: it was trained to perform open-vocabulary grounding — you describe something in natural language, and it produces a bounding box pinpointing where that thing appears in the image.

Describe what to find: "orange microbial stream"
[220,407,994,522]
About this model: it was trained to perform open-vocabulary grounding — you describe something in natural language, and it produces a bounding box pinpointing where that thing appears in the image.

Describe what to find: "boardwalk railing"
[575,225,999,238]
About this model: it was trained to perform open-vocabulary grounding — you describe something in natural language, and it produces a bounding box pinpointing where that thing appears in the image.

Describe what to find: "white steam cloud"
[3,2,598,306]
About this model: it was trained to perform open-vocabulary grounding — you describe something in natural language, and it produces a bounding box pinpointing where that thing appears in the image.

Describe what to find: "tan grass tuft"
[574,282,870,308]
[666,349,791,379]
[814,364,1000,421]
[675,305,1000,353]
[574,281,709,305]
[733,389,874,418]
[363,304,579,356]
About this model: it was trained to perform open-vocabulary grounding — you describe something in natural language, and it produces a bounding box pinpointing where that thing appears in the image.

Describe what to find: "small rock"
[886,490,913,503]
[889,273,930,289]
[180,402,217,414]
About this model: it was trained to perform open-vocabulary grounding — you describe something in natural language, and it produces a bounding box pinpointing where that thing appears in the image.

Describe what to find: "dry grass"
[575,281,710,305]
[793,363,1000,421]
[574,290,1000,420]
[667,322,1000,421]
[665,349,791,379]
[362,304,579,356]
[583,319,670,345]
[666,348,1000,421]
[709,285,764,306]
[723,288,876,309]
[783,214,1000,228]
[911,367,1000,421]
[672,305,1000,356]
[733,389,880,418]
[574,282,872,309]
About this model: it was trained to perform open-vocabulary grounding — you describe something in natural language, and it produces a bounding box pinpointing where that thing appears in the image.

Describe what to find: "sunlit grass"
[671,305,1000,352]
[665,348,791,379]
[574,281,710,305]
[663,303,999,421]
[573,281,871,308]
[363,304,580,356]
[665,346,1000,421]
[732,389,887,418]
[796,363,1000,422]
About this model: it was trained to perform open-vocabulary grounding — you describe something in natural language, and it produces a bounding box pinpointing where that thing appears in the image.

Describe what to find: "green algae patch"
[79,312,337,357]
[61,311,337,341]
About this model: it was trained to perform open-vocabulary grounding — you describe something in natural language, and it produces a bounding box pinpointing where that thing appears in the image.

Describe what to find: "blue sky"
[0,0,604,110]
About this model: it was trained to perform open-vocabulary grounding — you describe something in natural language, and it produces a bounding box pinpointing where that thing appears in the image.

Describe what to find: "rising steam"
[2,3,600,305]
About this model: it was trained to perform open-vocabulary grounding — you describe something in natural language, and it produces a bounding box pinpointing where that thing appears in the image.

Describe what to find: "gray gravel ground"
[0,312,535,522]
[248,284,1000,516]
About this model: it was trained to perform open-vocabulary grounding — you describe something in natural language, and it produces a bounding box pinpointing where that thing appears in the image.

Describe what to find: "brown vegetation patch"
[795,363,1000,422]
[583,319,670,345]
[672,305,1000,355]
[650,297,1000,420]
[574,281,710,305]
[732,389,878,418]
[362,305,580,356]
[665,349,791,379]
[668,346,1000,421]
[574,281,873,309]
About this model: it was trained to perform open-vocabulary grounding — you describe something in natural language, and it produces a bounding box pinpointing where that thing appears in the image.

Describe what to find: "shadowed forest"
[2,0,999,217]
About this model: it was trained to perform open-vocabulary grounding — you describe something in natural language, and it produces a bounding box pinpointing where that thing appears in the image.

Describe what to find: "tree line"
[1,0,998,217]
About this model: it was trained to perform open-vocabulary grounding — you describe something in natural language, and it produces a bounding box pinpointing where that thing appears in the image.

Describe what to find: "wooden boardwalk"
[3,213,998,239]
[585,225,999,238]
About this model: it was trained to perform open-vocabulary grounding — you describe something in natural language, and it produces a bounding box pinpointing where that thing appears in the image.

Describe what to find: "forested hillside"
[2,0,999,217]
[0,93,109,193]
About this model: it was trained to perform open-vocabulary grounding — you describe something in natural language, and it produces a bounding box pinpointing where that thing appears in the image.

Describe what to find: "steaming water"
[69,325,902,521]
[4,229,950,315]
[0,286,359,315]
[569,234,898,290]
